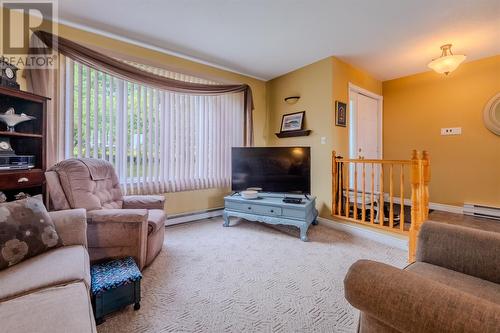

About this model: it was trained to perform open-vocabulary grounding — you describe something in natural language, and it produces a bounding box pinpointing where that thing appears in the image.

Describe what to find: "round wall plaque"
[483,92,500,136]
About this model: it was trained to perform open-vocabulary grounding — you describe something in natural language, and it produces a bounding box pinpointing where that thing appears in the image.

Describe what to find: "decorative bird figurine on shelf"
[0,107,35,132]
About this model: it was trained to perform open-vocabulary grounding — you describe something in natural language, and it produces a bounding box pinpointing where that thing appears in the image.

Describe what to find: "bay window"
[65,59,245,194]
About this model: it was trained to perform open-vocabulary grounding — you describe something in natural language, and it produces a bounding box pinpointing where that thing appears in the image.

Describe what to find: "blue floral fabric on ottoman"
[91,257,142,295]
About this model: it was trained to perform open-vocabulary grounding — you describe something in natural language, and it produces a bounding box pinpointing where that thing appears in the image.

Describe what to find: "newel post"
[408,150,431,262]
[332,151,337,216]
[409,150,421,263]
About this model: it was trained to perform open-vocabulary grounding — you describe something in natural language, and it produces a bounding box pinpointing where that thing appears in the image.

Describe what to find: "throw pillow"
[0,195,62,270]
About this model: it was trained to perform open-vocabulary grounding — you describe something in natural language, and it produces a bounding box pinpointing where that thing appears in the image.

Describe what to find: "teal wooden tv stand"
[223,193,318,241]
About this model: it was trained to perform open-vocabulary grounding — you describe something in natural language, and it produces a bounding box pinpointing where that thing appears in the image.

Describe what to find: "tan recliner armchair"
[344,221,500,332]
[45,158,166,270]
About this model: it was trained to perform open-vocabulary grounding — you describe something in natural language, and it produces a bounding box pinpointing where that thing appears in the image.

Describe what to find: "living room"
[0,1,498,332]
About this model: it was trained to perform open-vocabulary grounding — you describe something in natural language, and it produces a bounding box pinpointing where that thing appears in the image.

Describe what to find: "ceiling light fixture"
[428,44,466,75]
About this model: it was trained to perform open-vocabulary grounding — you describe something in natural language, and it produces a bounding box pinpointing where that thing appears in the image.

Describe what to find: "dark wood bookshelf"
[0,87,48,201]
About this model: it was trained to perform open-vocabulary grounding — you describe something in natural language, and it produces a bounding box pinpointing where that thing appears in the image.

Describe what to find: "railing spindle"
[362,163,366,222]
[400,164,405,231]
[345,162,350,218]
[332,152,337,215]
[370,163,374,224]
[354,162,358,220]
[389,164,394,228]
[379,164,384,226]
[338,161,343,215]
[422,151,431,221]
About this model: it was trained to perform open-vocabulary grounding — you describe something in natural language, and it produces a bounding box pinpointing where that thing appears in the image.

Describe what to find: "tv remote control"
[283,197,303,204]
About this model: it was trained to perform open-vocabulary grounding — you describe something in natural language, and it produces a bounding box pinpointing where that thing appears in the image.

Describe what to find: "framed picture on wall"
[335,101,347,127]
[280,111,305,132]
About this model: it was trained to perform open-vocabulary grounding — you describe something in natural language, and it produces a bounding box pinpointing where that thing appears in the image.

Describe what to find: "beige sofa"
[0,208,96,333]
[344,221,500,333]
[45,158,166,270]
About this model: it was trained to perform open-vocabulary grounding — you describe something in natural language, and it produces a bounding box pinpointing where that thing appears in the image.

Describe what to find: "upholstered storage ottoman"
[90,257,142,324]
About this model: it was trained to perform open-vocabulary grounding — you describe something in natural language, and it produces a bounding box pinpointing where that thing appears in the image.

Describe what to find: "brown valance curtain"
[33,30,254,145]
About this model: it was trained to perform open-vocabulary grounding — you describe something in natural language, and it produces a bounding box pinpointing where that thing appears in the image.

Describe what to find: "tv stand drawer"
[227,202,282,216]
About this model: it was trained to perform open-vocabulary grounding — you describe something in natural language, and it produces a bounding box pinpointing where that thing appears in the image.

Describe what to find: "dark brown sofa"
[344,221,500,333]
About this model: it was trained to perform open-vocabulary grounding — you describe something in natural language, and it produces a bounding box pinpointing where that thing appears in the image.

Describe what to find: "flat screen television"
[231,147,311,194]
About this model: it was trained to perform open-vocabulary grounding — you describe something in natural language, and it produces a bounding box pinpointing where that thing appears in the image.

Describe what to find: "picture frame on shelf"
[280,111,305,132]
[335,101,347,127]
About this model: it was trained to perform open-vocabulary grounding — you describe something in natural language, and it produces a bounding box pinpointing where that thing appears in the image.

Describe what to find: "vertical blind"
[65,58,245,194]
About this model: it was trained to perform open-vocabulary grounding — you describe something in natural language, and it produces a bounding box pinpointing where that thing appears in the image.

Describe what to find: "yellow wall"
[164,188,228,215]
[383,56,500,207]
[331,58,383,157]
[267,57,382,218]
[268,55,499,212]
[267,58,333,216]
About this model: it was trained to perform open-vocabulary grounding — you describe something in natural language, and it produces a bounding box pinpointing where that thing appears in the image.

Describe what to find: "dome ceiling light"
[428,44,466,75]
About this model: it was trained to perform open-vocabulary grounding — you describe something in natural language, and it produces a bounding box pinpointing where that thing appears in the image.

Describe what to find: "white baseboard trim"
[381,194,463,214]
[317,217,408,251]
[166,208,224,226]
[429,203,463,214]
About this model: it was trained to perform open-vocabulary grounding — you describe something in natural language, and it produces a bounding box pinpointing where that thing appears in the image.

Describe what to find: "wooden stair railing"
[331,150,430,262]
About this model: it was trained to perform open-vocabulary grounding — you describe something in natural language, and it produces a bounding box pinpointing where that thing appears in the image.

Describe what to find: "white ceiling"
[58,0,500,81]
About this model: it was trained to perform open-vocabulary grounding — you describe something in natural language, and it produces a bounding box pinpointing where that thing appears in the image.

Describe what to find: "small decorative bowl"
[241,190,259,199]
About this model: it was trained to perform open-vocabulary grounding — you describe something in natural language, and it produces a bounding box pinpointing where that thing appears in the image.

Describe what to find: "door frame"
[348,82,383,160]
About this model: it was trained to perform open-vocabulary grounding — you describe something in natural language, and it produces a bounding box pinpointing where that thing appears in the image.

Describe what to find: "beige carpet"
[97,218,406,333]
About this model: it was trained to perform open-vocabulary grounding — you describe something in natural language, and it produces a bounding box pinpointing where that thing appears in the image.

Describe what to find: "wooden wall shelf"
[275,130,311,138]
[0,131,43,138]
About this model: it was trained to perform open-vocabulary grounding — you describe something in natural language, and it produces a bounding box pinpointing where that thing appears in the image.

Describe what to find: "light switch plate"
[441,127,462,136]
[320,137,326,144]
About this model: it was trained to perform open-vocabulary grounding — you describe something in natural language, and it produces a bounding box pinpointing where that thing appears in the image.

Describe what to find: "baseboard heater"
[166,208,224,226]
[463,203,500,220]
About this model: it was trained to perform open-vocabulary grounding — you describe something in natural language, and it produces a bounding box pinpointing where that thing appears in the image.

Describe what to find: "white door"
[349,90,381,193]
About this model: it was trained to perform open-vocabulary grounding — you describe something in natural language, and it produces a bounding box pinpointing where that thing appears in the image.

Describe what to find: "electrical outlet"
[441,127,462,136]
[320,137,326,144]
